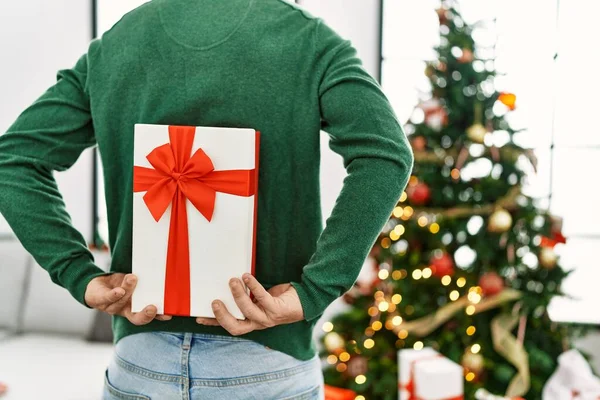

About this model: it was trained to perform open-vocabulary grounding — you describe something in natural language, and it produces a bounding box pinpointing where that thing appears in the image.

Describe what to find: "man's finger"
[196,317,220,326]
[242,274,275,311]
[229,277,269,324]
[105,274,137,315]
[127,305,158,326]
[155,314,172,321]
[212,300,253,336]
[91,286,126,309]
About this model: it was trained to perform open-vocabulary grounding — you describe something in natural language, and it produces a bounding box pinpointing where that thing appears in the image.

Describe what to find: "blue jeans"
[103,331,325,400]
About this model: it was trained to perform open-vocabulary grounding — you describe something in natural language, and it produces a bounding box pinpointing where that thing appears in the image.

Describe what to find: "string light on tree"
[422,267,433,279]
[324,332,345,353]
[468,286,483,304]
[399,191,408,202]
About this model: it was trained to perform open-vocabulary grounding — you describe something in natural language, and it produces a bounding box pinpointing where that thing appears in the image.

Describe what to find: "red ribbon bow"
[133,126,258,316]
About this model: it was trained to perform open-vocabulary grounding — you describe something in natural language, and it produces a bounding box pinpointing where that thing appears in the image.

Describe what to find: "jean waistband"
[153,331,257,343]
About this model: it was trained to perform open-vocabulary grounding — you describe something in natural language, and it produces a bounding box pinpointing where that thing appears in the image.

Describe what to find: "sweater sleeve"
[0,46,111,308]
[289,19,414,323]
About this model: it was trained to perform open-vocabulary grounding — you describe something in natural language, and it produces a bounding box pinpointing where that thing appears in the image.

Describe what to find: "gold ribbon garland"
[410,186,522,219]
[491,313,530,397]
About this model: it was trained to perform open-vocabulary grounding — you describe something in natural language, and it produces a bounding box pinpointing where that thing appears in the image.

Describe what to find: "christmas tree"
[319,3,587,399]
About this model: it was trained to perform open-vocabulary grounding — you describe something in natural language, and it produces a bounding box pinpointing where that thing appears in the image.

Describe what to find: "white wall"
[0,1,94,242]
[96,0,150,35]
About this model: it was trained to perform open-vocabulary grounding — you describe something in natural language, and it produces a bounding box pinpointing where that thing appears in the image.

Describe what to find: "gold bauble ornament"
[539,247,558,269]
[467,123,488,144]
[488,209,513,233]
[425,64,436,78]
[462,351,485,374]
[324,332,345,352]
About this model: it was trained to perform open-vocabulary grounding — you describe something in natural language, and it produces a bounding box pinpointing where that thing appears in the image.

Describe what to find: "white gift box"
[398,347,464,400]
[131,124,260,319]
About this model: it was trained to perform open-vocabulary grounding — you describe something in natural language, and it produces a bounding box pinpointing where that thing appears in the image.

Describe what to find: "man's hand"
[196,273,304,335]
[84,273,172,325]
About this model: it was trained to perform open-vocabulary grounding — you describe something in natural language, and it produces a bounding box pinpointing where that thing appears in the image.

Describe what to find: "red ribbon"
[540,231,567,248]
[398,355,463,400]
[133,126,258,316]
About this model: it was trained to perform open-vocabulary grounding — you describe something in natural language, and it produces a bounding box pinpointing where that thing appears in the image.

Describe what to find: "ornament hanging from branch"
[467,123,488,143]
[479,272,505,297]
[430,251,455,277]
[407,182,432,206]
[498,92,517,111]
[467,103,489,143]
[462,349,485,375]
[488,208,513,233]
[539,247,558,269]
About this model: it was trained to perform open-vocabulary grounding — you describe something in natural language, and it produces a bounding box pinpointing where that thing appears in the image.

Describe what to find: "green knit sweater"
[0,0,413,361]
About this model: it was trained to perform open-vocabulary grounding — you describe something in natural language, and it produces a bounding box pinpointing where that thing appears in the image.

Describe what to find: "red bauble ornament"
[479,272,505,296]
[430,252,455,277]
[407,182,431,205]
